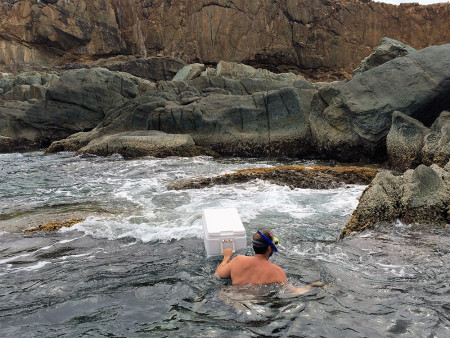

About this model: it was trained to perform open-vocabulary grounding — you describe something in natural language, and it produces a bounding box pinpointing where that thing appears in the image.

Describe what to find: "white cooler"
[202,208,247,258]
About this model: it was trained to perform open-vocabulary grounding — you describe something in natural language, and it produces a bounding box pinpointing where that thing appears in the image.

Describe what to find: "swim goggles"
[253,230,279,252]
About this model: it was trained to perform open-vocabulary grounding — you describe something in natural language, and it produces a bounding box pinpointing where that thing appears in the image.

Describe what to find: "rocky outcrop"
[0,67,155,150]
[167,165,379,190]
[422,111,450,167]
[387,111,450,171]
[310,44,450,162]
[43,44,450,161]
[46,62,317,157]
[341,162,450,238]
[75,130,214,158]
[1,1,449,78]
[386,111,430,172]
[353,37,416,75]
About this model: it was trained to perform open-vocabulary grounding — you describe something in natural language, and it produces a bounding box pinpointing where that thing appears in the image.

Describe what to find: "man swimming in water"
[215,229,324,294]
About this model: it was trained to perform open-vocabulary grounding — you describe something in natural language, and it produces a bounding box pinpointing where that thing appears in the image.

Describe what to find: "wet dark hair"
[252,230,273,254]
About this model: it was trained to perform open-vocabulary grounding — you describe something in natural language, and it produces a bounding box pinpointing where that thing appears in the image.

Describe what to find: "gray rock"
[46,68,151,114]
[76,130,206,158]
[310,44,450,162]
[341,163,450,237]
[51,84,316,157]
[173,63,206,82]
[422,111,450,167]
[94,56,186,81]
[386,111,429,172]
[353,37,416,75]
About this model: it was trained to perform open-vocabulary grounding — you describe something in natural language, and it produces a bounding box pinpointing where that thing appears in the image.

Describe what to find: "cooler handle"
[221,238,235,253]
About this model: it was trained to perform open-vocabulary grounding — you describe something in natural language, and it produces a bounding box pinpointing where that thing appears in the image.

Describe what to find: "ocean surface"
[0,151,449,337]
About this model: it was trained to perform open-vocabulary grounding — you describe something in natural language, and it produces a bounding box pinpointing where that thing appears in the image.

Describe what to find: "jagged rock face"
[341,163,450,238]
[1,0,449,75]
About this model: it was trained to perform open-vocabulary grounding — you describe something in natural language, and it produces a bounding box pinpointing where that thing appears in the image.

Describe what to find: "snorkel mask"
[253,230,279,253]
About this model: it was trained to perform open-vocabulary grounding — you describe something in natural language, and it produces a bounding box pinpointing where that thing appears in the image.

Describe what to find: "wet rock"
[387,111,429,172]
[76,130,215,158]
[341,163,450,238]
[167,165,379,190]
[25,218,84,233]
[353,38,416,75]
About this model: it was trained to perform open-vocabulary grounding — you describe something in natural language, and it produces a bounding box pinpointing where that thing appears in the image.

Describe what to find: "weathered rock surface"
[353,37,416,75]
[310,44,450,162]
[387,111,430,172]
[46,77,317,157]
[0,67,155,150]
[1,0,449,78]
[76,130,214,158]
[167,165,379,190]
[386,110,450,171]
[341,163,450,238]
[422,111,450,167]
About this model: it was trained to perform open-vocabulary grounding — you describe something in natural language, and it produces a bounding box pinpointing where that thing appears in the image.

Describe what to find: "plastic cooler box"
[202,208,247,258]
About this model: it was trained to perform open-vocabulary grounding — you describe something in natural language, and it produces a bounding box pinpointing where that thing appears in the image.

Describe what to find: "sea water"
[0,151,448,337]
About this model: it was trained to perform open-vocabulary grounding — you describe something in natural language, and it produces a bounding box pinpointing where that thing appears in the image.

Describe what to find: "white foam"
[61,216,203,243]
[9,261,51,272]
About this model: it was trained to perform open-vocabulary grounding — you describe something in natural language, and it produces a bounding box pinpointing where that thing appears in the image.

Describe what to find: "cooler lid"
[203,208,245,236]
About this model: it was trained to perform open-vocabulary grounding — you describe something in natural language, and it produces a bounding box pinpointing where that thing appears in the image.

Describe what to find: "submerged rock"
[167,165,379,190]
[341,163,450,238]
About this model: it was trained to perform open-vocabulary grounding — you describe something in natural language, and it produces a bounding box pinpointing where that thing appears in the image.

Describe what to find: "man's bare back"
[215,230,324,295]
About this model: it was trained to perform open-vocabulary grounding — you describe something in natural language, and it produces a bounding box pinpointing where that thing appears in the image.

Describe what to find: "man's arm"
[284,281,324,295]
[214,248,234,279]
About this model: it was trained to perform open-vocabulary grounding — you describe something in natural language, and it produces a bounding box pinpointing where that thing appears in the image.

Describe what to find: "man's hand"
[222,248,233,258]
[215,248,234,279]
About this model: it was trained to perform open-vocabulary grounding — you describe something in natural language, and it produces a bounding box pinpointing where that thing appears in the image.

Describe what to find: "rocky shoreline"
[1,37,449,237]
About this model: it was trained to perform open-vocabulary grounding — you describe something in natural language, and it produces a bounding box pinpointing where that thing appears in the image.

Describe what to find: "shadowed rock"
[167,165,379,190]
[387,111,429,172]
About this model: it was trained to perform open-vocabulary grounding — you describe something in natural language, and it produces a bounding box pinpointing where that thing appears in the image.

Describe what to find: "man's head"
[252,230,278,256]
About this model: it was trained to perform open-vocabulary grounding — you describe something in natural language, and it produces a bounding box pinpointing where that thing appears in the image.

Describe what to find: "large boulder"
[341,163,450,238]
[310,44,450,162]
[47,81,316,157]
[76,130,210,158]
[422,111,450,167]
[353,38,416,75]
[93,56,187,81]
[0,67,155,151]
[386,111,429,172]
